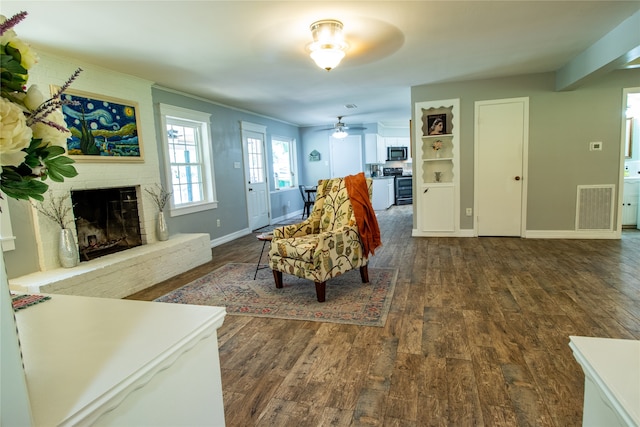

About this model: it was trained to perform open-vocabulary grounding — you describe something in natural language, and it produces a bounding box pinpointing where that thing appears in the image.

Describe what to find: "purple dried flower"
[0,11,27,36]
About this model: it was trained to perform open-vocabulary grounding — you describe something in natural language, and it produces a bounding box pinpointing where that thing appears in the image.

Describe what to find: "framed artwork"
[54,87,144,161]
[426,113,447,136]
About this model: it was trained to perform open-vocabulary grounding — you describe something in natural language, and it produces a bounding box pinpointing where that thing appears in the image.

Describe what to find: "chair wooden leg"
[315,282,326,302]
[273,270,283,289]
[360,265,369,283]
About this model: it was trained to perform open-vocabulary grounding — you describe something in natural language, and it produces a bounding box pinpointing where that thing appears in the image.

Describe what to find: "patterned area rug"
[155,263,398,327]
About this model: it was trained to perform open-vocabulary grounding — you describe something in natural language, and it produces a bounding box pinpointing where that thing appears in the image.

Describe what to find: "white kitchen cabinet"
[372,177,395,210]
[14,294,226,426]
[365,133,387,164]
[413,99,460,236]
[622,179,639,226]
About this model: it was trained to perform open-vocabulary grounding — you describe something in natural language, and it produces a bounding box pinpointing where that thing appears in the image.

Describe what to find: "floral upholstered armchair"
[268,175,376,302]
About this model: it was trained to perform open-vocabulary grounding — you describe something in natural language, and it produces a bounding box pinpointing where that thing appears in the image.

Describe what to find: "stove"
[383,168,413,205]
[382,167,403,177]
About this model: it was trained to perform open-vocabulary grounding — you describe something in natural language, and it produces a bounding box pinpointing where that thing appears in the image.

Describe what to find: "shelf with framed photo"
[414,100,460,236]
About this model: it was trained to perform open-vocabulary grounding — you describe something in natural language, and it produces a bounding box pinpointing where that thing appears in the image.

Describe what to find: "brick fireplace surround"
[7,53,214,299]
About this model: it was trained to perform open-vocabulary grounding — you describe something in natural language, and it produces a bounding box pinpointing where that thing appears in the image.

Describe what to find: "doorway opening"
[621,88,640,233]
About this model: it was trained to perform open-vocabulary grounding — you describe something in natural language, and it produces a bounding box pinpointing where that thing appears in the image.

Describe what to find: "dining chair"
[298,185,315,219]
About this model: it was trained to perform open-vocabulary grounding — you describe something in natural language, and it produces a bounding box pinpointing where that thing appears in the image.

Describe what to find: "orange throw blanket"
[345,172,382,257]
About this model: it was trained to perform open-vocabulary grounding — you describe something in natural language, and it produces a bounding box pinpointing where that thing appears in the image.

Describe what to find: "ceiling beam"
[555,9,640,91]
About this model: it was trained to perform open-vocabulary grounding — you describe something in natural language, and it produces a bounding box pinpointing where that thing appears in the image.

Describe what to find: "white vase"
[156,211,169,241]
[58,228,78,268]
[435,150,441,158]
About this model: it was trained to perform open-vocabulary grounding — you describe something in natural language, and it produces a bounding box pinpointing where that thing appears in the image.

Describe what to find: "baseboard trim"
[524,229,621,239]
[410,228,622,239]
[210,228,252,248]
[411,229,475,237]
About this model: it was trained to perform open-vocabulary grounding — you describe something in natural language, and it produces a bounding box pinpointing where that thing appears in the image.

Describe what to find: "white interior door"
[330,135,363,177]
[241,123,269,230]
[475,98,528,236]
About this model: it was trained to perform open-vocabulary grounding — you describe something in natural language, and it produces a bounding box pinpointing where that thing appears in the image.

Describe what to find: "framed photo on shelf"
[426,113,447,136]
[54,87,144,162]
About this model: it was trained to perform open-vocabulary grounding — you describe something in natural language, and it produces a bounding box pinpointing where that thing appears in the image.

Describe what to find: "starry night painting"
[59,89,143,161]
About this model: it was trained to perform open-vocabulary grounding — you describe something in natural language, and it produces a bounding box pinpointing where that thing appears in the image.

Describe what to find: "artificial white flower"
[31,109,71,147]
[0,97,33,166]
[0,14,38,71]
[23,84,45,111]
[9,38,38,70]
[1,149,28,168]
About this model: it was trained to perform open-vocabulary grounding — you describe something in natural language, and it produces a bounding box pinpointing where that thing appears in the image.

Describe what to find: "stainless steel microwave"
[387,146,408,161]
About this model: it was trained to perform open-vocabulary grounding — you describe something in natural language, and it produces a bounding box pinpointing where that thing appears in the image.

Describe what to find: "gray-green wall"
[411,69,640,231]
[151,88,303,239]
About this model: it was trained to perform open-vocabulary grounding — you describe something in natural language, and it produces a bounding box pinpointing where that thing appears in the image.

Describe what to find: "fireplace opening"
[71,187,143,261]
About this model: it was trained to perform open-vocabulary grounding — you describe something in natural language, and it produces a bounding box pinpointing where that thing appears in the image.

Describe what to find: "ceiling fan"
[321,116,367,139]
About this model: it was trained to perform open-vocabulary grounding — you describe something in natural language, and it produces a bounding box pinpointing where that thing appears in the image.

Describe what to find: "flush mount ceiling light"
[309,19,348,71]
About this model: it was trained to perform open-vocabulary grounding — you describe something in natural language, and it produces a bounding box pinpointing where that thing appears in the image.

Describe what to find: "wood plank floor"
[127,205,640,426]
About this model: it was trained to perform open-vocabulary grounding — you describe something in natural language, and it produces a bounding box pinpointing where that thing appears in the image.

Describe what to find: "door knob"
[515,176,521,181]
[248,188,253,191]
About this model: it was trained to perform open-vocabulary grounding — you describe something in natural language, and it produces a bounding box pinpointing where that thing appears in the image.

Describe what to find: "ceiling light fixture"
[309,19,348,71]
[332,129,349,139]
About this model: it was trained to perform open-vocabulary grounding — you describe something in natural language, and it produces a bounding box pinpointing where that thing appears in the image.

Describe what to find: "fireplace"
[71,187,143,261]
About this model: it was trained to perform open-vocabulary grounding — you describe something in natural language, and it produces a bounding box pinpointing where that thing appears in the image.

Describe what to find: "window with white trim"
[159,104,217,216]
[271,136,297,189]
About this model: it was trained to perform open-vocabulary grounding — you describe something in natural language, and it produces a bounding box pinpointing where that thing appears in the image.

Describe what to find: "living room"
[3,10,639,284]
[2,2,639,425]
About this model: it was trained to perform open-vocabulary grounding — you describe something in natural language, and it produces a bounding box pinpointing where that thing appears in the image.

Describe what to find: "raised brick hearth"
[9,234,211,299]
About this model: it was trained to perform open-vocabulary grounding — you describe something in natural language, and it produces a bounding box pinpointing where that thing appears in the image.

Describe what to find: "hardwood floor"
[127,205,640,426]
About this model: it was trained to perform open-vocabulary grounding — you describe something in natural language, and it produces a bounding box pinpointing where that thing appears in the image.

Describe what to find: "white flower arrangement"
[0,11,82,204]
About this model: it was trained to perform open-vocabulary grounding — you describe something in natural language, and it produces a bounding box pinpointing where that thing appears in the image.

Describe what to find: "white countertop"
[569,336,640,426]
[15,294,226,426]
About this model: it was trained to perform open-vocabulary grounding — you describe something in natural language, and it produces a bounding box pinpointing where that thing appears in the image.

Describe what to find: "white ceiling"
[3,1,639,129]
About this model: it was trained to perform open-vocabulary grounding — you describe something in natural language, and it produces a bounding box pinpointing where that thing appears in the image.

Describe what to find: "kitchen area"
[364,129,413,211]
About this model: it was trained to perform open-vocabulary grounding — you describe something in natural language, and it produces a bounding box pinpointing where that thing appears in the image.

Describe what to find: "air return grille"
[575,185,615,231]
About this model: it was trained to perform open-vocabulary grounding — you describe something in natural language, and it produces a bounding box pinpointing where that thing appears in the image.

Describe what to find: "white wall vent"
[575,185,615,231]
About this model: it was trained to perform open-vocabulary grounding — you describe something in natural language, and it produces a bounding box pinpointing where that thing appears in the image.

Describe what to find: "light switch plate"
[589,141,603,151]
[234,162,241,168]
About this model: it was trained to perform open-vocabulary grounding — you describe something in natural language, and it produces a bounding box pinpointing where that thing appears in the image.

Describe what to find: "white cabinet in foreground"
[569,336,639,427]
[15,294,226,426]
